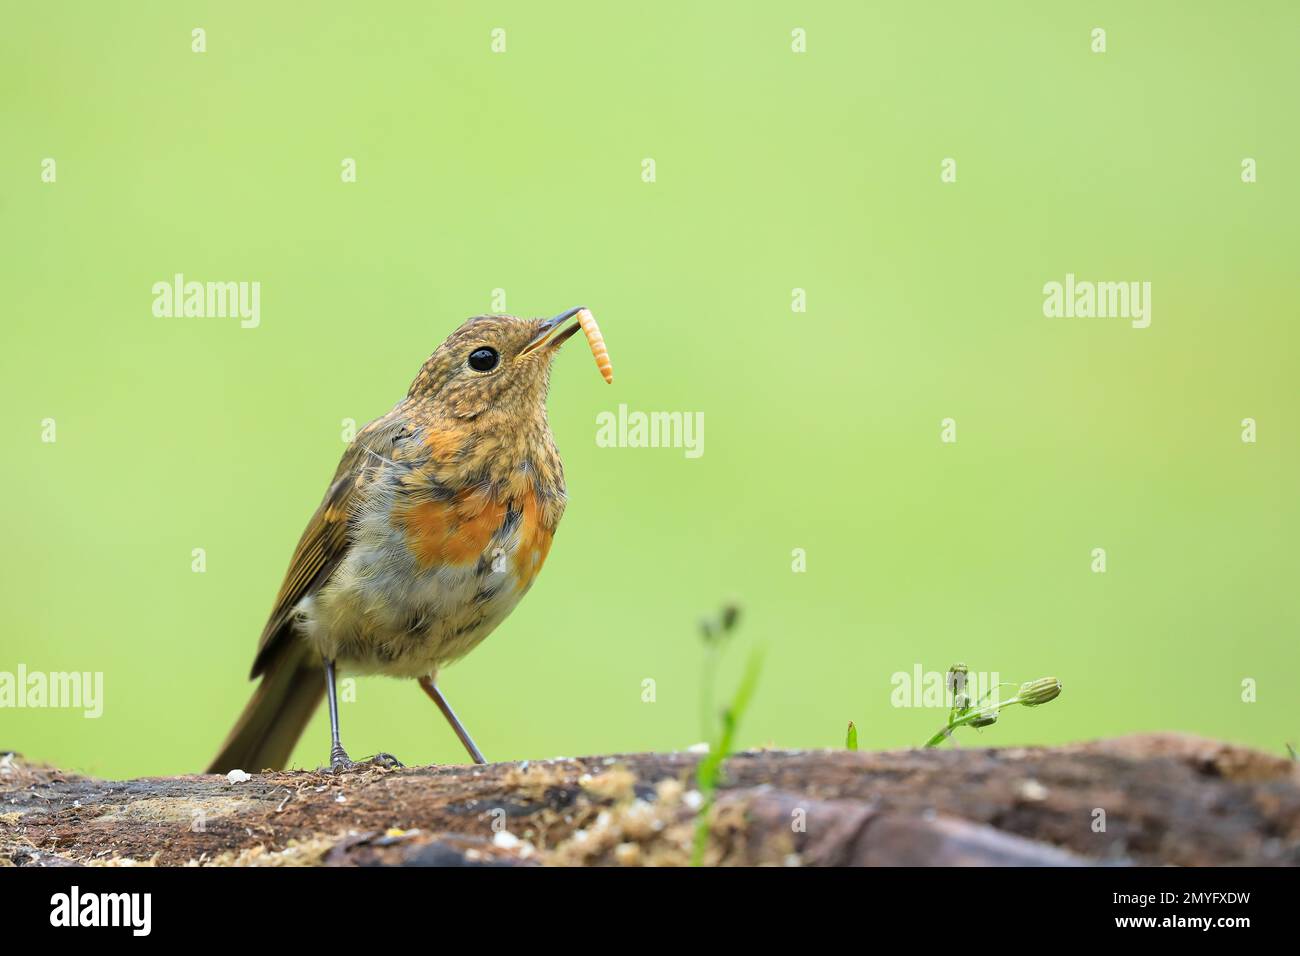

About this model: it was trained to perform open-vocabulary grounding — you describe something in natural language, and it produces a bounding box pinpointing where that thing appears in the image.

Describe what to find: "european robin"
[208,307,610,772]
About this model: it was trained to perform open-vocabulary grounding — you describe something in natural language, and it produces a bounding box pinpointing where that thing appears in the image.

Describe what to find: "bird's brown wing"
[249,412,408,678]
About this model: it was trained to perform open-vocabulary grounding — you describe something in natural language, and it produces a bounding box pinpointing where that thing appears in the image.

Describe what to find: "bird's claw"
[323,748,403,774]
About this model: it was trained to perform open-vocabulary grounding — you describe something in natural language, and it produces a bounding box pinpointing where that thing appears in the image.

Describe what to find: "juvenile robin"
[208,307,611,773]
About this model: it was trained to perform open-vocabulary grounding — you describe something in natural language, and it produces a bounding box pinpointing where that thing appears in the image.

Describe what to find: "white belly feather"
[292,482,532,678]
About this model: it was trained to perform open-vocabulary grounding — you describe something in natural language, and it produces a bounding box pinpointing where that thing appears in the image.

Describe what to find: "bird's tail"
[207,643,324,773]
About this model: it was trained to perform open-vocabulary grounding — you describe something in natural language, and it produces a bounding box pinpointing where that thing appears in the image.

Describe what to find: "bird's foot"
[323,746,403,774]
[322,744,355,773]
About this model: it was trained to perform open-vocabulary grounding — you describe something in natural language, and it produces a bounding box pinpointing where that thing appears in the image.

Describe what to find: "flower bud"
[1018,678,1062,707]
[946,663,969,694]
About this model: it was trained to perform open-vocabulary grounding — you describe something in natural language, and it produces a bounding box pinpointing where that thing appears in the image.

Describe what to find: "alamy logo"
[152,273,260,328]
[1042,273,1151,329]
[595,404,704,459]
[0,665,103,718]
[890,665,1002,709]
[50,886,151,936]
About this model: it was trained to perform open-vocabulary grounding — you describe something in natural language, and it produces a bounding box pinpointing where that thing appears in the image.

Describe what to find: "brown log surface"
[2,733,1297,866]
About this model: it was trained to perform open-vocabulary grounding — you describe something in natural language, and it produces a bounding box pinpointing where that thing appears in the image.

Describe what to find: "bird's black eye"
[468,347,499,372]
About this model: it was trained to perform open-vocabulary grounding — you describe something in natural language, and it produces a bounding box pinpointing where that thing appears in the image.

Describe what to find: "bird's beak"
[519,306,585,356]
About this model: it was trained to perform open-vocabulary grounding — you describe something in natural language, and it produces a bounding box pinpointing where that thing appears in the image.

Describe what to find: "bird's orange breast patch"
[514,492,555,591]
[399,485,557,581]
[402,488,507,568]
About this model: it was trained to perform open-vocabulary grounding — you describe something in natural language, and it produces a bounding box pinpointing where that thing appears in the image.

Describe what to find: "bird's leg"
[418,676,487,765]
[322,659,404,772]
[323,658,351,770]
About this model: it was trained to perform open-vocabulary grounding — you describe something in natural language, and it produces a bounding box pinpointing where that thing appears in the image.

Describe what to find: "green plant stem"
[925,690,1032,748]
[691,647,763,866]
[699,642,718,741]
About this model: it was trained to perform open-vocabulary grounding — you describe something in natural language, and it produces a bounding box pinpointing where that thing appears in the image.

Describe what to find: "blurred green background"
[2,3,1296,778]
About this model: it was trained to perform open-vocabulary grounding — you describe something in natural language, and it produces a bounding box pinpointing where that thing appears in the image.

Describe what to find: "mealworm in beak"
[577,308,613,383]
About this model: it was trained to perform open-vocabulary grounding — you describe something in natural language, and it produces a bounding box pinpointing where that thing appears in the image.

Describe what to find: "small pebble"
[1018,779,1049,801]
